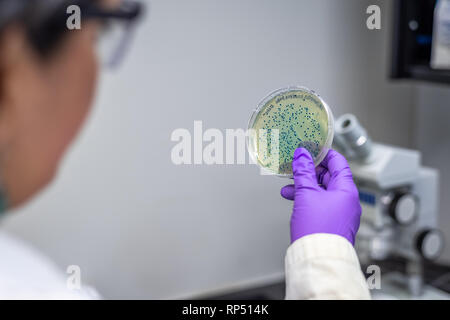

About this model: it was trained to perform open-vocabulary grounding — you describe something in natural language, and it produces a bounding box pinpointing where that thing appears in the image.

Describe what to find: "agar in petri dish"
[247,86,334,177]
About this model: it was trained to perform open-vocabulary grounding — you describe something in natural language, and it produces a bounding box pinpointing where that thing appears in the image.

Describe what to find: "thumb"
[292,148,319,191]
[320,149,355,192]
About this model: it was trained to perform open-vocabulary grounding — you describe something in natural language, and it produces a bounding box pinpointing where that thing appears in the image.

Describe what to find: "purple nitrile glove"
[280,148,362,245]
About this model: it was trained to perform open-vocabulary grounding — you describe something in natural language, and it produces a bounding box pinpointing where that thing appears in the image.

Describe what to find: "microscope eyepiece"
[334,114,372,160]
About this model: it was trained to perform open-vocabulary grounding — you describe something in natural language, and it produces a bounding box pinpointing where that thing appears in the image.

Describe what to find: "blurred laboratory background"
[2,0,450,299]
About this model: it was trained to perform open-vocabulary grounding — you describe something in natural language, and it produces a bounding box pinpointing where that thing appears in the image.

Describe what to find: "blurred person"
[0,0,142,299]
[0,0,369,300]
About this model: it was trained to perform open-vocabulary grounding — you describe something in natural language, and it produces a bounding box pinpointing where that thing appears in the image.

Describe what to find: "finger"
[315,164,326,177]
[316,165,331,188]
[280,184,295,200]
[321,172,331,187]
[292,148,319,191]
[320,149,355,191]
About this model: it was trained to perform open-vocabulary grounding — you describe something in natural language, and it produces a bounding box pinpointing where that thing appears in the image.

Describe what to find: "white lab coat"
[0,232,98,299]
[285,233,371,299]
[0,231,370,299]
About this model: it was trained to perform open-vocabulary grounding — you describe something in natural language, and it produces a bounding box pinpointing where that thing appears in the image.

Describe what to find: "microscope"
[333,114,446,298]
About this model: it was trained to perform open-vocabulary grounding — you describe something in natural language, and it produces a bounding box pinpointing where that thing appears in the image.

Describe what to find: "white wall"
[2,0,415,299]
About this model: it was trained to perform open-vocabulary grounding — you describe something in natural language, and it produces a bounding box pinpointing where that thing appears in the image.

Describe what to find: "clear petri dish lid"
[247,86,334,178]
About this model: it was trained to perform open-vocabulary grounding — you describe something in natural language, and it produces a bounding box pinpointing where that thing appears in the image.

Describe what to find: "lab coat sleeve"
[285,233,371,300]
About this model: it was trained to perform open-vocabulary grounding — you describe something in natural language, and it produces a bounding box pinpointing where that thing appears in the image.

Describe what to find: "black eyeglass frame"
[81,0,144,67]
[82,0,143,23]
[26,0,144,58]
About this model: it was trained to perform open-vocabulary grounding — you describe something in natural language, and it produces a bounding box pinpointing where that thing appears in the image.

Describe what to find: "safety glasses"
[19,0,144,69]
[82,0,144,68]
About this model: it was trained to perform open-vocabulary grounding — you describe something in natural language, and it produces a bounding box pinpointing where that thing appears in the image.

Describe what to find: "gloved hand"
[280,148,362,245]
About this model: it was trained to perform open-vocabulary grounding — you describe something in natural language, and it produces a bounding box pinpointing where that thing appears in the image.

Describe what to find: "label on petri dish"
[248,89,330,175]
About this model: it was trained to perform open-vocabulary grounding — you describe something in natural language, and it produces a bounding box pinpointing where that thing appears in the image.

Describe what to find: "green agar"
[249,89,329,175]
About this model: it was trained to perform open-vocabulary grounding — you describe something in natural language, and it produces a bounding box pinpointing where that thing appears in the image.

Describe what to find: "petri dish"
[247,86,334,177]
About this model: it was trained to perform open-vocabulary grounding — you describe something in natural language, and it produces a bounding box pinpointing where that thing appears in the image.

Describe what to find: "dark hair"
[0,0,94,56]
